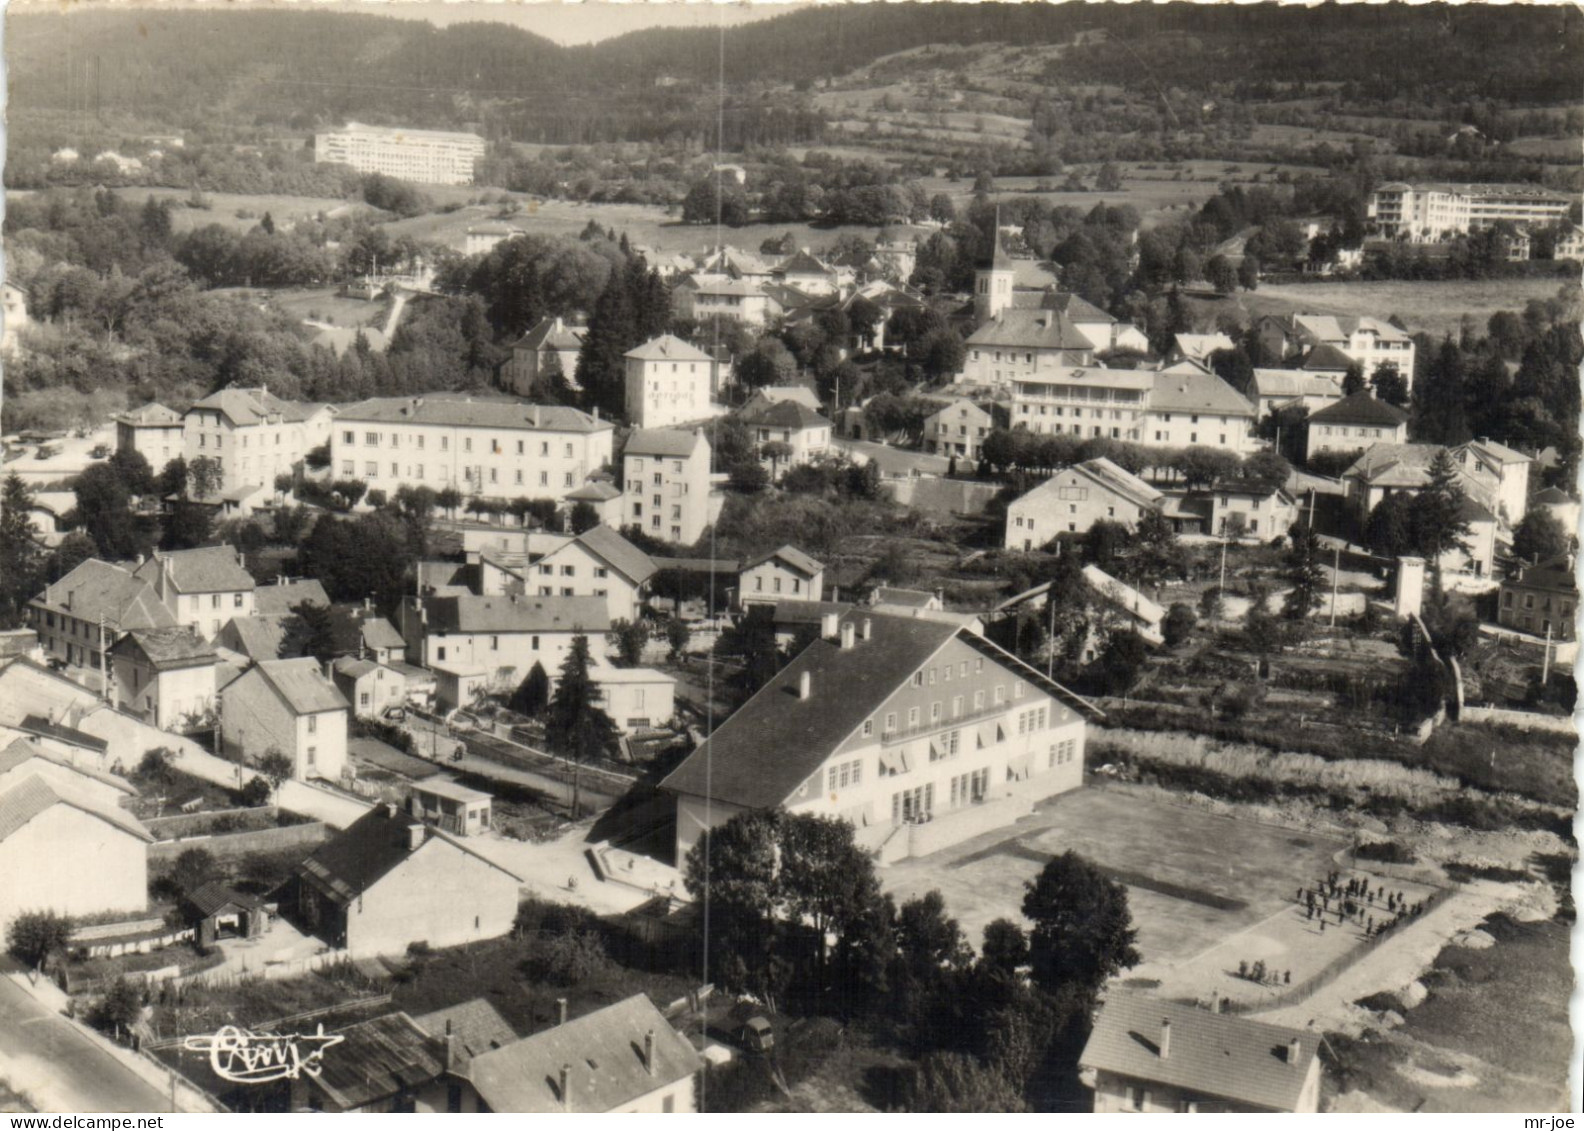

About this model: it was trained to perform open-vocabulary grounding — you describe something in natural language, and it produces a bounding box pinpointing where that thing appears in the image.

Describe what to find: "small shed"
[185,880,269,947]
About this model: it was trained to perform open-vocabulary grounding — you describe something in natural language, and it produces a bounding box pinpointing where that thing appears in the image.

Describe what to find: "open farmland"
[124,188,365,234]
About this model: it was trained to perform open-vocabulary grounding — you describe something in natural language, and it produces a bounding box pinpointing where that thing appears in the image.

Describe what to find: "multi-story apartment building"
[505,316,585,395]
[1255,314,1417,387]
[621,428,713,545]
[671,275,779,326]
[28,559,177,671]
[182,386,334,494]
[961,310,1097,387]
[114,402,185,475]
[1008,365,1256,453]
[740,399,832,473]
[133,546,257,641]
[922,398,996,461]
[1367,181,1571,241]
[314,122,486,186]
[1305,392,1410,458]
[330,395,613,504]
[1498,553,1575,641]
[623,335,722,428]
[663,609,1100,865]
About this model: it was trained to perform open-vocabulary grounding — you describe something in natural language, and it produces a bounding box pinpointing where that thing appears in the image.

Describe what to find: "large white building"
[621,428,714,545]
[1009,364,1257,453]
[314,122,486,186]
[180,386,334,494]
[331,395,613,504]
[623,335,722,429]
[1367,181,1571,241]
[1255,315,1417,387]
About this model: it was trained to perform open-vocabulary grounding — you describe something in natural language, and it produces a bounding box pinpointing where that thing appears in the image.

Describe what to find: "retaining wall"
[148,821,327,863]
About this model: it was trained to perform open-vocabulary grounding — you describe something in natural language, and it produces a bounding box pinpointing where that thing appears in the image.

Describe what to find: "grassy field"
[1195,277,1575,342]
[130,188,365,234]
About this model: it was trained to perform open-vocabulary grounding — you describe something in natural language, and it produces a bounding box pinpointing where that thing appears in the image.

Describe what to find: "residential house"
[523,524,657,625]
[1305,393,1410,459]
[459,994,704,1113]
[1343,443,1502,526]
[505,316,586,396]
[1144,368,1258,452]
[133,545,257,641]
[562,480,624,528]
[772,249,840,297]
[330,395,614,505]
[1553,224,1584,261]
[621,428,714,545]
[589,662,675,734]
[327,605,408,665]
[1010,290,1150,355]
[662,610,1101,865]
[1256,314,1417,389]
[412,999,517,1083]
[961,310,1097,388]
[407,778,492,837]
[23,492,77,548]
[28,559,177,671]
[1005,457,1164,549]
[624,335,722,429]
[293,801,523,957]
[0,738,137,813]
[698,245,775,284]
[1455,437,1532,526]
[670,274,777,327]
[740,399,833,474]
[1196,481,1301,541]
[1079,991,1322,1113]
[1531,487,1579,536]
[1498,553,1576,641]
[399,593,609,705]
[922,399,996,461]
[0,774,152,936]
[332,657,406,720]
[738,385,822,418]
[182,386,334,494]
[1167,332,1235,366]
[1250,370,1343,421]
[220,657,349,781]
[739,545,825,609]
[214,615,295,664]
[114,402,185,475]
[109,627,218,730]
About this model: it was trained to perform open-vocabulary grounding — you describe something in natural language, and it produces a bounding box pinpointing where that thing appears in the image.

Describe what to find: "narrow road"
[0,976,172,1113]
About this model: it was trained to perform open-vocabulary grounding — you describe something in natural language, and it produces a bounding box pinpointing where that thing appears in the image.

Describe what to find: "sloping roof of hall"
[1251,369,1342,400]
[115,402,182,426]
[110,627,218,671]
[1308,392,1409,428]
[966,309,1094,352]
[184,879,263,919]
[552,524,657,586]
[1071,457,1164,510]
[742,544,824,577]
[188,386,323,427]
[661,609,1098,810]
[253,657,349,716]
[465,994,703,1114]
[133,545,255,594]
[1298,343,1356,372]
[624,334,715,363]
[1079,990,1319,1113]
[623,428,706,459]
[422,594,611,636]
[0,773,152,845]
[1148,370,1256,417]
[512,315,586,352]
[30,559,178,633]
[252,579,330,617]
[335,395,610,434]
[739,400,831,430]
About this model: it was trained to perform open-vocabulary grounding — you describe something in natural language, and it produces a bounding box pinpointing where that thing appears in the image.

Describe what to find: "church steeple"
[974,208,1015,323]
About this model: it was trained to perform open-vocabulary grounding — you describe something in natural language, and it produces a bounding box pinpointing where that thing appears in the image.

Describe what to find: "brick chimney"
[819,612,840,638]
[797,671,812,700]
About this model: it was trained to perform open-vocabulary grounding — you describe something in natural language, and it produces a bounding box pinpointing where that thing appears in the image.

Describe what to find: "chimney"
[1287,1037,1301,1065]
[592,405,600,422]
[840,621,855,650]
[531,405,541,427]
[819,612,839,638]
[558,1064,572,1112]
[407,822,425,851]
[557,998,568,1026]
[1159,1019,1171,1060]
[798,670,811,700]
[443,1019,456,1072]
[384,801,399,819]
[643,1030,656,1076]
[861,617,872,641]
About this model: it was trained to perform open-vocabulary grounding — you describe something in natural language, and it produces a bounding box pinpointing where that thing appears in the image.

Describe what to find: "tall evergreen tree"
[545,634,620,810]
[1410,449,1473,587]
[0,475,43,629]
[1282,520,1326,620]
[575,268,638,420]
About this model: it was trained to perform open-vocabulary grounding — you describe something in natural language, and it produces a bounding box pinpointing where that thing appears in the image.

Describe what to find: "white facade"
[220,664,349,783]
[591,664,676,734]
[183,389,334,494]
[0,788,149,937]
[623,336,720,429]
[1367,181,1570,240]
[314,122,485,186]
[343,835,520,957]
[622,431,713,545]
[1005,459,1162,549]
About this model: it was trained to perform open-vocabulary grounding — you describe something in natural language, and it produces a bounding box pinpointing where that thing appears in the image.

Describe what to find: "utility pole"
[1307,488,1317,529]
[1541,622,1554,684]
[1046,587,1056,681]
[1329,543,1340,628]
[1218,534,1228,599]
[98,615,109,702]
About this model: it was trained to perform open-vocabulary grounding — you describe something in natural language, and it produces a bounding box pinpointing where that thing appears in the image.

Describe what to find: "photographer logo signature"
[182,1023,345,1084]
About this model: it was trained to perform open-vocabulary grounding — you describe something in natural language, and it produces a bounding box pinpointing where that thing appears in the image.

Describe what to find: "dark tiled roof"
[297,805,429,903]
[568,525,657,586]
[742,545,824,577]
[111,627,217,671]
[253,657,349,715]
[776,249,834,277]
[337,395,609,434]
[1079,990,1319,1112]
[466,994,703,1113]
[770,599,852,626]
[188,386,323,427]
[1307,392,1409,427]
[312,1013,446,1111]
[624,334,713,363]
[30,559,177,633]
[17,714,109,753]
[254,579,330,617]
[623,428,705,459]
[1148,370,1256,417]
[220,615,292,662]
[422,594,609,635]
[185,879,262,919]
[134,546,255,595]
[412,999,517,1059]
[1299,343,1355,372]
[966,309,1092,351]
[739,400,830,430]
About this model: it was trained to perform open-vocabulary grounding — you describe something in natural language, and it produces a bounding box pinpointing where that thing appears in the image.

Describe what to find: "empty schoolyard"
[880,785,1352,968]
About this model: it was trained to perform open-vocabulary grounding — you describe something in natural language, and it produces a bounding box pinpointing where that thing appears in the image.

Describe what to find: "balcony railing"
[879,701,1009,747]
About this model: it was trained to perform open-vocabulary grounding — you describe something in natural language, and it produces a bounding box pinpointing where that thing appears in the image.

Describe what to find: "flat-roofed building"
[314,122,485,186]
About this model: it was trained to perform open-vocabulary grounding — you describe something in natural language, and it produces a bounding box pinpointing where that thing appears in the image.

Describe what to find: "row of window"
[341,462,577,488]
[537,564,609,579]
[627,458,687,474]
[341,431,579,459]
[1503,590,1573,616]
[861,682,1026,738]
[1015,706,1049,735]
[826,758,863,793]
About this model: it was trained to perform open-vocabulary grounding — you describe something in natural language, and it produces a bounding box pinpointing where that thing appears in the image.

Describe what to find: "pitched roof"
[748,386,822,412]
[254,658,349,715]
[1344,442,1447,485]
[1533,487,1574,505]
[412,999,517,1060]
[116,402,182,426]
[1307,392,1409,427]
[184,879,262,919]
[298,804,519,905]
[739,400,830,430]
[133,546,255,594]
[1172,332,1235,361]
[662,610,1095,809]
[465,994,703,1114]
[1013,290,1116,323]
[1149,370,1255,417]
[311,1013,446,1110]
[220,615,292,662]
[624,334,714,363]
[253,579,330,617]
[561,524,657,586]
[1016,457,1162,513]
[421,594,610,635]
[1458,438,1531,466]
[1251,370,1342,401]
[188,386,323,427]
[1298,343,1355,372]
[331,656,381,680]
[771,599,854,626]
[30,559,177,633]
[361,616,406,653]
[966,309,1093,351]
[742,544,824,577]
[336,395,610,434]
[512,316,586,353]
[871,586,935,609]
[623,429,706,459]
[0,774,152,845]
[0,739,136,795]
[17,714,109,753]
[776,249,835,277]
[1507,553,1578,594]
[565,481,622,502]
[348,736,438,779]
[1079,991,1319,1113]
[110,627,218,671]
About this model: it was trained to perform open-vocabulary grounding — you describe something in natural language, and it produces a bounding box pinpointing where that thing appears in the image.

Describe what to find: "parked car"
[737,1016,774,1054]
[34,444,58,460]
[381,705,406,722]
[89,444,110,459]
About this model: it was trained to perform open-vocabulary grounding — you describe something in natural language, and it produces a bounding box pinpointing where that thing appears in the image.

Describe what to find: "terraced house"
[663,609,1100,865]
[330,394,613,504]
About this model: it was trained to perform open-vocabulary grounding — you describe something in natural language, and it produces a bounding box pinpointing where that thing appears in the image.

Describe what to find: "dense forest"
[8,4,1581,147]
